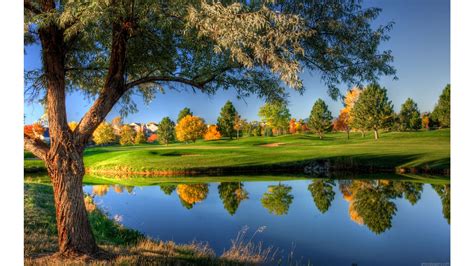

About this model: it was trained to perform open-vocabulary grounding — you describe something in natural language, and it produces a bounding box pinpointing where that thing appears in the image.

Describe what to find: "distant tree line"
[25,84,450,145]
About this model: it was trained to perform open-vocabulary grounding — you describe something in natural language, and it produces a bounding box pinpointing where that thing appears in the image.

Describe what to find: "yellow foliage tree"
[134,128,146,144]
[204,125,222,140]
[119,125,135,145]
[175,115,207,143]
[176,184,209,206]
[92,122,116,145]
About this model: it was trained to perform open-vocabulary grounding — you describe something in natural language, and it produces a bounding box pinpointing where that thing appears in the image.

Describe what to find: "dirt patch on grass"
[259,142,285,147]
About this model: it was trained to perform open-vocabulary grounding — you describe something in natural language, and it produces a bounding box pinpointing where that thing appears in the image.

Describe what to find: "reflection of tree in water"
[308,179,335,213]
[92,185,134,196]
[176,184,209,209]
[218,182,249,215]
[261,183,293,216]
[352,182,397,234]
[113,185,123,193]
[339,180,398,234]
[92,185,109,196]
[432,184,450,224]
[159,184,177,195]
[393,181,423,205]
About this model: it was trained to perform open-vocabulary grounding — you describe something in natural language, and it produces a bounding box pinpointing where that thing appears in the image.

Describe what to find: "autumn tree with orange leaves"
[204,125,222,141]
[334,87,362,139]
[176,115,207,143]
[24,123,45,139]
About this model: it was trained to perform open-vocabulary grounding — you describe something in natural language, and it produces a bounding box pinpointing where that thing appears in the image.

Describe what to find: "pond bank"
[24,183,274,265]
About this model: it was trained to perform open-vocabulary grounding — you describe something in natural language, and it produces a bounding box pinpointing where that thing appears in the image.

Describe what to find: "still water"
[84,178,450,265]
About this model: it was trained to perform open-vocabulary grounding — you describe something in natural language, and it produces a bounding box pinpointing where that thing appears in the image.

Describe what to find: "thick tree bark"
[374,129,379,140]
[35,3,99,256]
[46,146,99,257]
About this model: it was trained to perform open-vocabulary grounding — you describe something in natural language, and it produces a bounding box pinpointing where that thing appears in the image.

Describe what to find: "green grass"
[24,129,450,174]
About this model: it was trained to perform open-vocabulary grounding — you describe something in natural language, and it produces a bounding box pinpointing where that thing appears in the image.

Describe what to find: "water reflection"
[432,184,450,224]
[176,184,209,209]
[89,179,450,234]
[261,183,293,216]
[91,184,134,196]
[218,182,249,215]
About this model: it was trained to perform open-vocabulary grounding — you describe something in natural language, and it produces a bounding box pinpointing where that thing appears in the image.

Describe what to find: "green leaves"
[431,84,450,128]
[308,99,333,138]
[217,101,237,138]
[351,83,394,135]
[399,98,422,131]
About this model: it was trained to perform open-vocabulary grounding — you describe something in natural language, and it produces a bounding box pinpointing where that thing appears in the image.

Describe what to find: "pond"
[83,177,450,265]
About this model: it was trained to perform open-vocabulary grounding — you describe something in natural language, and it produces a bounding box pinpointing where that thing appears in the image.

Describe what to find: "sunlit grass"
[25,129,450,173]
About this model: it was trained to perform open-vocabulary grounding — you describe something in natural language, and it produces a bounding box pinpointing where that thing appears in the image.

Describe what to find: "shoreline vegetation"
[25,130,451,176]
[24,183,280,265]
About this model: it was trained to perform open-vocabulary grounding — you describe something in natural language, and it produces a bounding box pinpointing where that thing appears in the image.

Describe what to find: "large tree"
[308,99,333,139]
[399,98,422,131]
[431,84,450,128]
[351,84,394,139]
[156,116,176,145]
[258,101,291,135]
[217,101,237,139]
[24,0,395,257]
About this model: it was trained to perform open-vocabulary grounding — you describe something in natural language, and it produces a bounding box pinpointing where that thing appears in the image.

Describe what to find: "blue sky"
[24,0,450,125]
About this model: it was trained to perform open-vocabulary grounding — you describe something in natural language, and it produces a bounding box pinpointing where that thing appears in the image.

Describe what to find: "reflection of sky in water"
[83,180,450,266]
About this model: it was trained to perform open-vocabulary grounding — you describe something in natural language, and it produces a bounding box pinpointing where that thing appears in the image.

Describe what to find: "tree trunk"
[346,130,350,139]
[374,129,379,140]
[46,147,99,257]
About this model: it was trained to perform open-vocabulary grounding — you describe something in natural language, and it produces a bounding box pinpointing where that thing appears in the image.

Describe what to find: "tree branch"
[24,134,49,161]
[125,65,237,90]
[74,19,129,146]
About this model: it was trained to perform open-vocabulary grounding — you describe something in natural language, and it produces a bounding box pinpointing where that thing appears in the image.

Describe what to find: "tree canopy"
[431,84,450,128]
[157,117,176,145]
[351,84,393,139]
[217,101,237,138]
[178,108,193,123]
[308,99,333,139]
[399,98,422,131]
[258,101,291,135]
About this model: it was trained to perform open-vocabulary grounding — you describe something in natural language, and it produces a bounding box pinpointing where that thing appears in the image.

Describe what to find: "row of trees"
[26,83,450,146]
[91,180,450,234]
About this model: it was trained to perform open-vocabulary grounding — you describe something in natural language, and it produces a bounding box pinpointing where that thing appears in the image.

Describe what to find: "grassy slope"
[25,129,450,173]
[24,183,259,265]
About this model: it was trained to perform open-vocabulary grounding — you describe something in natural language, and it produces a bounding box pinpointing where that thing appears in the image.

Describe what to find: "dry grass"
[220,226,274,264]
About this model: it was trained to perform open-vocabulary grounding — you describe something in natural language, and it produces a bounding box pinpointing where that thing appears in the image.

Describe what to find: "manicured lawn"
[24,129,450,173]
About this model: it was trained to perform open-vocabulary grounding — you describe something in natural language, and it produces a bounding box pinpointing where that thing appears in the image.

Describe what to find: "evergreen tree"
[352,84,394,139]
[399,98,422,131]
[308,99,333,139]
[157,117,176,145]
[431,84,450,128]
[217,101,237,139]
